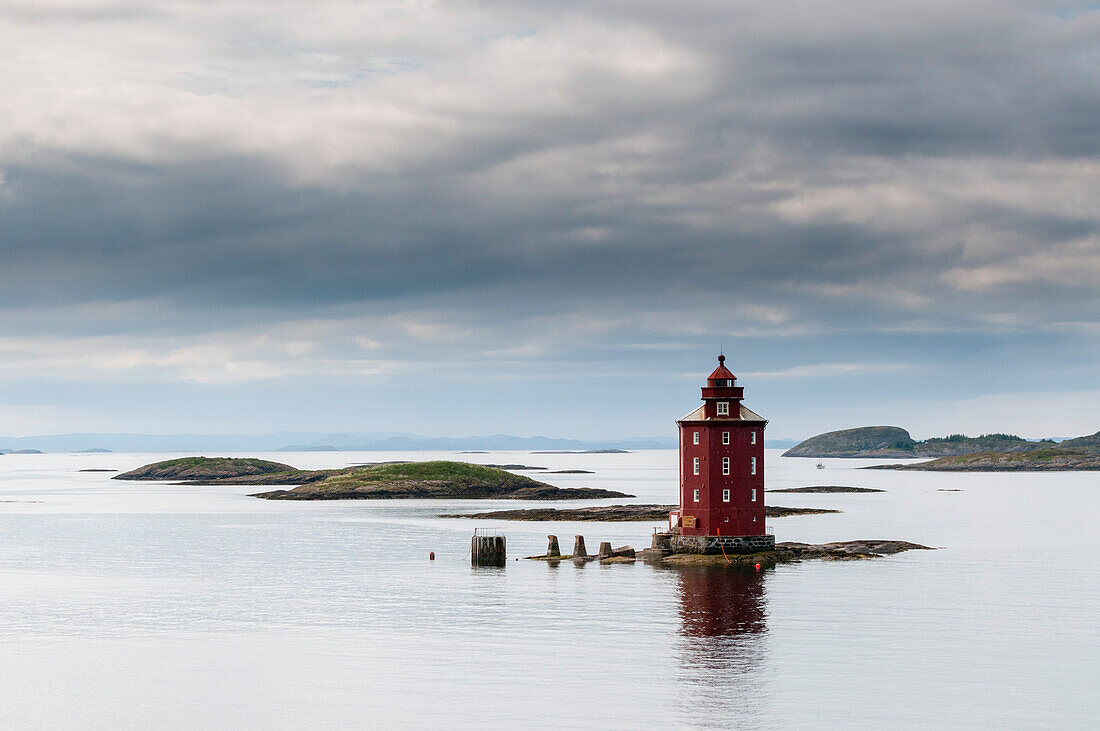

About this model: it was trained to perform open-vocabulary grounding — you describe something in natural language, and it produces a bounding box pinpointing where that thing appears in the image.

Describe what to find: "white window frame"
[722,431,730,445]
[751,431,757,445]
[693,489,700,503]
[722,489,730,502]
[716,402,730,416]
[751,457,757,475]
[752,488,757,501]
[692,457,699,475]
[722,457,730,475]
[692,431,699,445]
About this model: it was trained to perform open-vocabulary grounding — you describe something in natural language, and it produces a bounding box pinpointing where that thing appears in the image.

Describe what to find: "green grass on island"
[115,458,632,500]
[866,447,1100,471]
[114,456,298,481]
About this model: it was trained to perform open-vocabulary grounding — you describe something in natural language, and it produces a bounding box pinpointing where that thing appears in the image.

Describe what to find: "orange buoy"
[754,563,761,570]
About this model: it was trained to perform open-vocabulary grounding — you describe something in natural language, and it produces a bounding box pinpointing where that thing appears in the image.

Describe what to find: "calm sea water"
[0,449,1096,729]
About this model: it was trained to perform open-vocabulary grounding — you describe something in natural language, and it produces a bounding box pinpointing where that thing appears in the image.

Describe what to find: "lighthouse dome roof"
[707,354,736,382]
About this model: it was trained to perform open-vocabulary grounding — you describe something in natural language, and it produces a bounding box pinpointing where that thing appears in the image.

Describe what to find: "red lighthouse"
[671,355,774,554]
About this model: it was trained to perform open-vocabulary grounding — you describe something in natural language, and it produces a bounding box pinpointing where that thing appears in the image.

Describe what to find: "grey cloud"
[0,0,1098,345]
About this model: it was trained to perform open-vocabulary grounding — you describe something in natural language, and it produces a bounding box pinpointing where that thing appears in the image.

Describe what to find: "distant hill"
[764,437,799,449]
[784,426,1060,458]
[1059,430,1100,452]
[274,434,672,452]
[783,426,917,457]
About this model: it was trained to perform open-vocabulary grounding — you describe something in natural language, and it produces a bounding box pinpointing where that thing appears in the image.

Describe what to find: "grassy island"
[114,457,298,481]
[867,447,1100,472]
[114,458,633,500]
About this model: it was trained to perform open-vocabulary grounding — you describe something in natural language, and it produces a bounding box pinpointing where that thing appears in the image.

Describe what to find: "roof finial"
[718,353,725,364]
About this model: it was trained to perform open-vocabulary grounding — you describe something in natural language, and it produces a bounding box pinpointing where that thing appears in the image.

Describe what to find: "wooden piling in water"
[471,532,506,566]
[546,535,561,558]
[573,535,587,557]
[597,541,613,559]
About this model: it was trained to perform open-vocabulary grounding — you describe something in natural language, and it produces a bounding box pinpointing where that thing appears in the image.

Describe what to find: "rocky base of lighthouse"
[658,532,775,555]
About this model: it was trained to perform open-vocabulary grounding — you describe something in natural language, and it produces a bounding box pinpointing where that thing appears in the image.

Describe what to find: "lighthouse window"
[751,457,757,475]
[752,488,757,501]
[692,457,699,475]
[722,489,730,502]
[722,457,730,475]
[717,402,730,416]
[726,379,733,387]
[751,431,757,445]
[692,432,699,445]
[722,431,729,445]
[693,489,700,503]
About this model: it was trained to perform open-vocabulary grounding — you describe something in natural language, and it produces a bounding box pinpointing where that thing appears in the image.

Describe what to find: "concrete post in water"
[547,535,561,558]
[471,531,506,566]
[573,535,588,557]
[597,541,613,560]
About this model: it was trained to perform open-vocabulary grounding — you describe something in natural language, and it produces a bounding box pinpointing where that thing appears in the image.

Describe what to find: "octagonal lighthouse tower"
[671,355,774,554]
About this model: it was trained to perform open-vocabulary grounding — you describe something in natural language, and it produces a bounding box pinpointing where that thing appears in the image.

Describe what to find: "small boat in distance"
[817,460,825,469]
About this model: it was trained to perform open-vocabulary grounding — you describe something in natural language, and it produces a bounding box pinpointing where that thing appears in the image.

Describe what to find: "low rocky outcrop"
[114,457,298,481]
[439,504,839,521]
[867,448,1100,471]
[483,464,546,470]
[767,486,884,493]
[766,505,841,517]
[654,540,933,566]
[530,449,629,454]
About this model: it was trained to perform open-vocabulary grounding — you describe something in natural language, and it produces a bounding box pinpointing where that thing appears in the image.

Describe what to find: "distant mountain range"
[0,431,801,453]
[0,431,673,453]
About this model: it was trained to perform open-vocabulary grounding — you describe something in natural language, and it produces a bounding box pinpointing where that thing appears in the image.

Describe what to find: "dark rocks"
[438,504,840,521]
[659,540,933,566]
[767,486,884,493]
[440,504,673,521]
[776,540,933,560]
[765,506,842,517]
[483,464,547,470]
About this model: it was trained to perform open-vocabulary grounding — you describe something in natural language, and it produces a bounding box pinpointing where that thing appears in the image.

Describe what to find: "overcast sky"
[1,0,1098,441]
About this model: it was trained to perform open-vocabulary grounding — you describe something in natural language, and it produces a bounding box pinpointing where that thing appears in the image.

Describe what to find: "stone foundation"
[669,533,775,555]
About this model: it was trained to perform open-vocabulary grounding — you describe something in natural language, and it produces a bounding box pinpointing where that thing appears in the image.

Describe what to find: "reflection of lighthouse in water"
[677,567,767,637]
[674,567,771,720]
